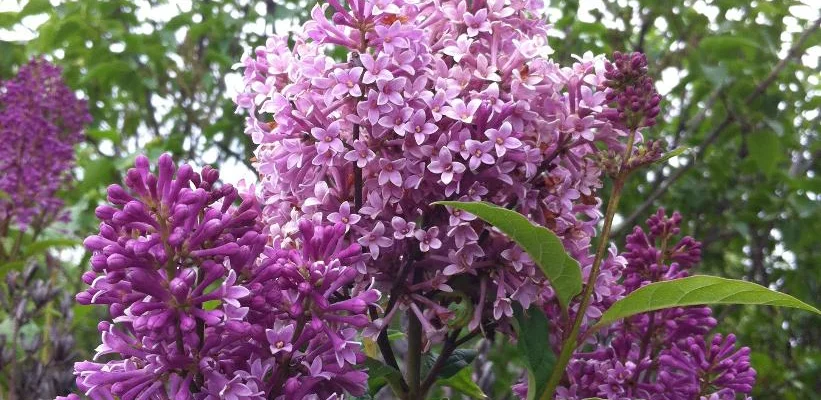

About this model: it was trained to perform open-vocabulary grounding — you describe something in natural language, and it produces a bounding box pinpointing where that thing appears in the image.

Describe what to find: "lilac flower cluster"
[65,154,379,399]
[0,58,90,229]
[602,51,661,130]
[235,0,628,344]
[555,209,755,400]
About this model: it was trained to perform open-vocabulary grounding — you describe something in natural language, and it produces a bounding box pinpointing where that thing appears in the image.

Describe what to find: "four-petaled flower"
[404,109,438,144]
[328,202,362,227]
[378,158,406,187]
[391,216,416,239]
[442,98,482,123]
[465,140,495,170]
[464,9,491,37]
[266,324,295,356]
[358,222,393,259]
[344,140,376,168]
[484,121,522,156]
[311,121,344,154]
[331,67,363,98]
[414,227,442,252]
[375,21,409,53]
[428,148,466,185]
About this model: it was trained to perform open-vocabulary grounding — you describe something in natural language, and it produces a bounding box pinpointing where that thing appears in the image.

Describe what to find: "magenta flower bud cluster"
[551,209,754,400]
[235,0,628,346]
[65,154,379,399]
[603,51,661,129]
[0,58,91,229]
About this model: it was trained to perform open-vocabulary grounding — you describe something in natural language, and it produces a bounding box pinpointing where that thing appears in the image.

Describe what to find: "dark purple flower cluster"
[556,209,755,399]
[65,154,379,399]
[603,51,661,130]
[0,58,91,229]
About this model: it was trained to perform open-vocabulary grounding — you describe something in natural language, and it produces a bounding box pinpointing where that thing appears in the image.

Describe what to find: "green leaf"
[701,64,732,87]
[87,129,121,142]
[0,260,26,276]
[434,201,581,311]
[0,12,18,28]
[387,329,405,341]
[699,35,761,58]
[592,275,821,331]
[747,131,781,177]
[514,305,555,400]
[84,60,136,87]
[363,356,403,396]
[23,238,82,258]
[18,0,51,18]
[423,349,478,380]
[656,147,690,165]
[438,367,488,399]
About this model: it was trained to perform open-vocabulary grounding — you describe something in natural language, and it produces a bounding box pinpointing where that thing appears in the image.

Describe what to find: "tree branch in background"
[611,16,821,237]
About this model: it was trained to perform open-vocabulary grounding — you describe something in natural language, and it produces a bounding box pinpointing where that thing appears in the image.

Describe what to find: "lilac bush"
[0,58,90,400]
[61,0,821,398]
[0,58,90,230]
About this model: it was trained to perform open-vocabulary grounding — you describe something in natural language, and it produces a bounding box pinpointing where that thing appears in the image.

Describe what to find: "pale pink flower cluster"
[235,0,626,345]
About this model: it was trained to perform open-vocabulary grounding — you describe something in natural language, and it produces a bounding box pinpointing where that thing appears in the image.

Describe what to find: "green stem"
[540,129,637,399]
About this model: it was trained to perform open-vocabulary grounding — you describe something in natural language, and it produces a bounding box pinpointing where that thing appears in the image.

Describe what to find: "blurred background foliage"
[0,0,818,398]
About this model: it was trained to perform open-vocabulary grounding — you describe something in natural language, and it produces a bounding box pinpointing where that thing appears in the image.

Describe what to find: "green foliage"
[437,367,488,399]
[592,275,821,331]
[435,201,581,312]
[364,356,404,396]
[423,349,478,380]
[513,305,555,400]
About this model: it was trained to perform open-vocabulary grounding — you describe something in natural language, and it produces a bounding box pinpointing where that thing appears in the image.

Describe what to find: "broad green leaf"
[592,275,821,331]
[423,349,478,380]
[747,131,781,177]
[514,305,555,400]
[363,356,403,396]
[434,201,581,311]
[438,367,488,399]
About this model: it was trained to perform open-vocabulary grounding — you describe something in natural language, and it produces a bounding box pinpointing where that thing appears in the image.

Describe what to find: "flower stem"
[406,269,424,399]
[540,128,637,399]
